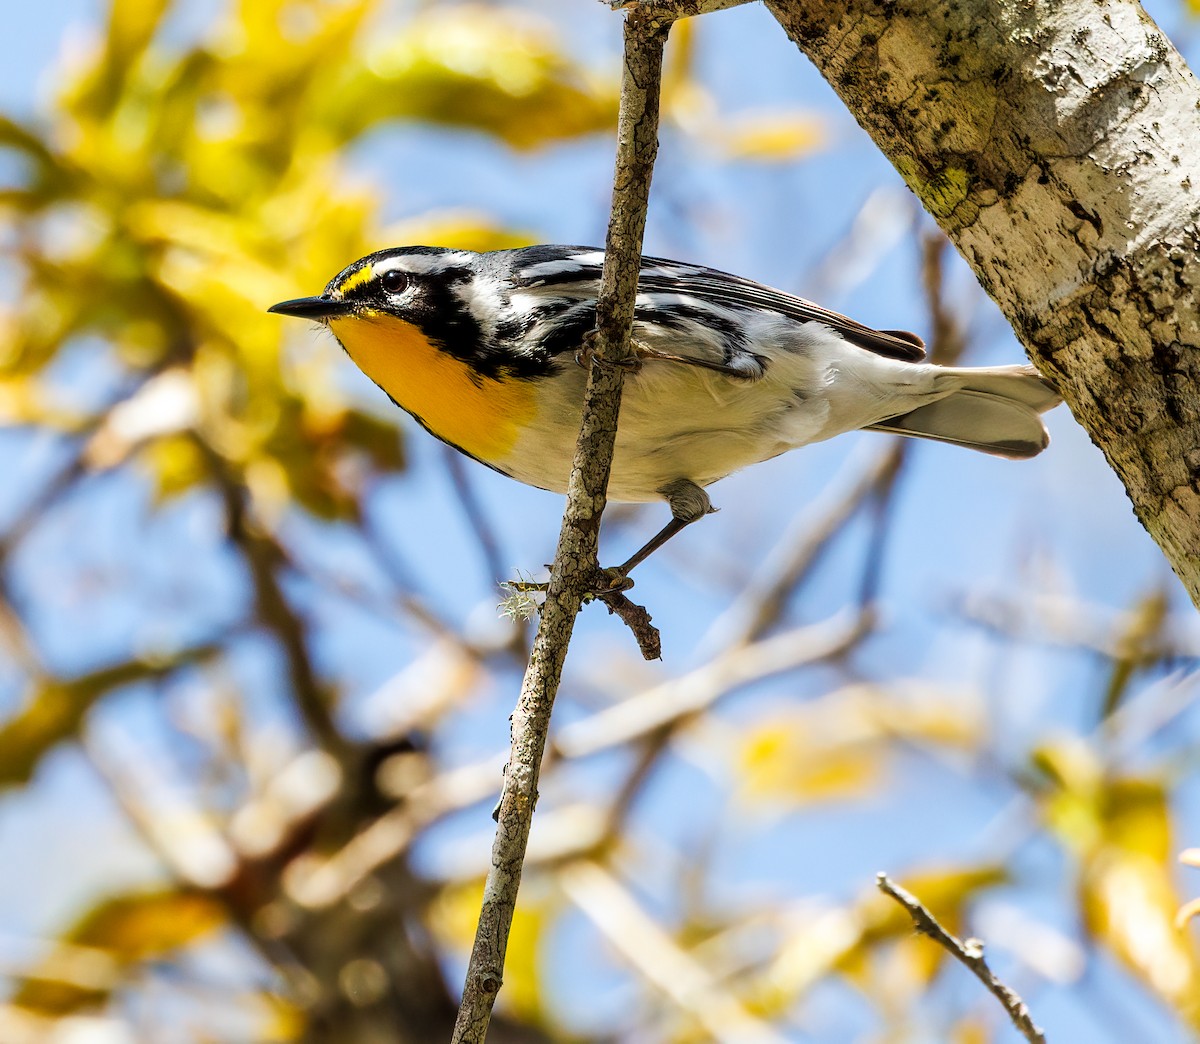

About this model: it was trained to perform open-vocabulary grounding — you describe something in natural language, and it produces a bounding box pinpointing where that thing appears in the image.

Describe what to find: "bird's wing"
[635,256,926,363]
[507,247,926,368]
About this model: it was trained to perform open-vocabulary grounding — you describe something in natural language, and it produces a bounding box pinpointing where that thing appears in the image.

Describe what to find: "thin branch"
[198,439,350,762]
[701,445,902,649]
[285,750,508,909]
[450,12,670,1041]
[954,589,1200,661]
[876,873,1047,1044]
[554,609,869,758]
[612,0,758,18]
[442,445,509,588]
[282,610,866,908]
[560,860,789,1044]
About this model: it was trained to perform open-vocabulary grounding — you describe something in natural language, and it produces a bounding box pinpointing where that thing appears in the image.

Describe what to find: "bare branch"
[282,610,866,908]
[450,12,671,1041]
[442,445,510,588]
[598,589,662,659]
[560,860,789,1044]
[611,0,758,19]
[876,873,1047,1044]
[555,609,869,758]
[701,448,901,649]
[200,441,350,762]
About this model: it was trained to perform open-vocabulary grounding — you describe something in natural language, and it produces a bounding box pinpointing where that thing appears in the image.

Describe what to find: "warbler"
[270,245,1060,569]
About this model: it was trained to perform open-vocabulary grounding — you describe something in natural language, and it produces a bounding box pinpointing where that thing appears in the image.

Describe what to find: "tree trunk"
[765,0,1200,606]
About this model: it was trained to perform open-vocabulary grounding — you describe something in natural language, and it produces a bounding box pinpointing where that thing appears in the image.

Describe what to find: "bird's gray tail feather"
[868,365,1061,460]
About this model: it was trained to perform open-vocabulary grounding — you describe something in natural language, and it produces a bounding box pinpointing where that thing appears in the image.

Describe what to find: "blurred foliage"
[12,889,224,1015]
[0,641,221,786]
[0,1,1198,1042]
[1035,740,1200,1028]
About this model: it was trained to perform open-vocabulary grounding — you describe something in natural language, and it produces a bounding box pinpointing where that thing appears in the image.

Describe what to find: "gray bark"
[760,0,1200,605]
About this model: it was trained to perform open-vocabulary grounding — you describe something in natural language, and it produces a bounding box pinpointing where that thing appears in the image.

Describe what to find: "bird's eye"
[379,269,408,294]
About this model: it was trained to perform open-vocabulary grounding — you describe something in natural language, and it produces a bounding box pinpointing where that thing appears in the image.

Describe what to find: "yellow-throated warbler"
[270,245,1060,569]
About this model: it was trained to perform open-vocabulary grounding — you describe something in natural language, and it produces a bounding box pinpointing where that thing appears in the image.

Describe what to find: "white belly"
[495,323,940,503]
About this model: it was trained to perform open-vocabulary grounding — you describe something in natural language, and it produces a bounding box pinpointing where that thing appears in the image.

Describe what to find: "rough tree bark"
[756,0,1200,605]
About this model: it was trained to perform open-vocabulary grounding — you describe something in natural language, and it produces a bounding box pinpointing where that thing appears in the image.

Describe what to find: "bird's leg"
[607,478,715,581]
[574,330,643,373]
[504,480,714,598]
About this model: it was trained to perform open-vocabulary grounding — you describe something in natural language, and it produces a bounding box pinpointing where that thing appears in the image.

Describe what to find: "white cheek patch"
[454,276,505,340]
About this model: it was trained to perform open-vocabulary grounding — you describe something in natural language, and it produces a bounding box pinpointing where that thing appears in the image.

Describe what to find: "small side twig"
[597,589,661,659]
[560,860,788,1044]
[876,872,1047,1044]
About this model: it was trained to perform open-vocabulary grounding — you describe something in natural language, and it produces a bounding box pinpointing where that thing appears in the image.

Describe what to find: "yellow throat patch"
[329,313,536,463]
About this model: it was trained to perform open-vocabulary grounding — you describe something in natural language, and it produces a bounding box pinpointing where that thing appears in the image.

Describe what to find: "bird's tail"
[867,365,1062,459]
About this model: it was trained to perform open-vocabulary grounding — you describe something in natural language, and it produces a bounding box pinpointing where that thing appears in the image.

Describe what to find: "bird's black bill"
[267,295,355,319]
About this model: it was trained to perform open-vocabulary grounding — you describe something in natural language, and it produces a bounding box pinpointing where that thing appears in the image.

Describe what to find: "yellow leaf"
[740,720,880,802]
[1082,851,1200,1026]
[341,9,617,150]
[1039,756,1200,1028]
[428,881,486,952]
[499,894,549,1024]
[855,866,1008,987]
[951,1016,992,1044]
[141,432,207,501]
[13,890,224,1015]
[106,0,172,72]
[716,112,825,162]
[737,685,980,805]
[427,879,550,1022]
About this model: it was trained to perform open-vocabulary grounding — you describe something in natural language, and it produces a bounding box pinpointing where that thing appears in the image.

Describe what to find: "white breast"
[495,320,940,503]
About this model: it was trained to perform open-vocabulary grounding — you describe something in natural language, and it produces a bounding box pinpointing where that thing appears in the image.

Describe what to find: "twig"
[611,0,757,18]
[920,233,967,368]
[876,873,1047,1044]
[560,860,789,1044]
[597,589,662,659]
[199,439,351,762]
[442,445,509,587]
[701,444,902,649]
[555,609,869,758]
[450,12,670,1042]
[282,611,866,908]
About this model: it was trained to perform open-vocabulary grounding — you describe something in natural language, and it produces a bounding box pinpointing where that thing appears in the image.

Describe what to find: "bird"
[270,245,1060,573]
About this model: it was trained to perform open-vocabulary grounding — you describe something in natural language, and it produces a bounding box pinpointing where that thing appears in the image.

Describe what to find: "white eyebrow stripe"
[375,251,475,275]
